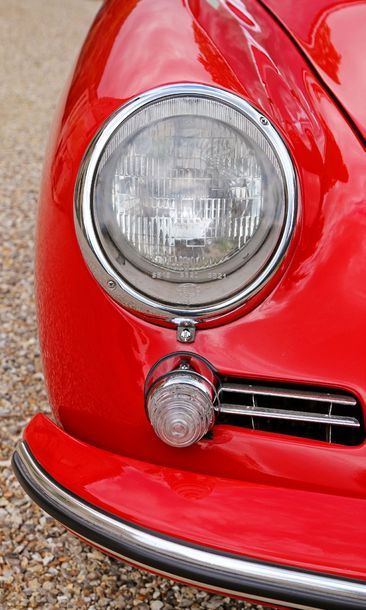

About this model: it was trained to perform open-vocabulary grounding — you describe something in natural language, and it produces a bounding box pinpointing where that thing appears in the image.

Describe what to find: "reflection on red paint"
[311,20,341,84]
[31,0,366,595]
[257,0,366,138]
[25,414,366,581]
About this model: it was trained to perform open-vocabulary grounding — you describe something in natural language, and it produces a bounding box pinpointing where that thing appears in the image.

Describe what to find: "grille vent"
[218,381,364,446]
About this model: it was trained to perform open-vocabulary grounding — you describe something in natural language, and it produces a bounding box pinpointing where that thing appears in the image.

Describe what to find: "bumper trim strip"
[12,440,366,610]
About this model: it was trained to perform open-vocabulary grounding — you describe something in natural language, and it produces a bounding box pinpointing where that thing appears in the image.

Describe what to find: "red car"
[12,0,366,608]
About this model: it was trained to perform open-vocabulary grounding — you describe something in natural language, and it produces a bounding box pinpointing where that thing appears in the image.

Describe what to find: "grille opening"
[217,380,364,446]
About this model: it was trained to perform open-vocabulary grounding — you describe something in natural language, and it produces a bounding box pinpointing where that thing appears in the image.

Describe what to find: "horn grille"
[218,381,364,445]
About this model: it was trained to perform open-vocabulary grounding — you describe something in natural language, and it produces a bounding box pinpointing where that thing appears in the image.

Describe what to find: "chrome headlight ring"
[74,84,297,324]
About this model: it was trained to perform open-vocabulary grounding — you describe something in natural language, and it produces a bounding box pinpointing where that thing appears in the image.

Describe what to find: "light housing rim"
[74,83,298,324]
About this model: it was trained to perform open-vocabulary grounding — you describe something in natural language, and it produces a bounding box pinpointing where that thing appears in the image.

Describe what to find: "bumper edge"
[12,440,366,610]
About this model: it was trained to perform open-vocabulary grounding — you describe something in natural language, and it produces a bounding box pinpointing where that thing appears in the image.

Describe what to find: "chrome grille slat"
[219,403,360,427]
[220,383,357,406]
[218,380,364,446]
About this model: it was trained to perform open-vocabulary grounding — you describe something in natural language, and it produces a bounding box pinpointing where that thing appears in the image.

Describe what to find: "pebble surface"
[0,1,273,609]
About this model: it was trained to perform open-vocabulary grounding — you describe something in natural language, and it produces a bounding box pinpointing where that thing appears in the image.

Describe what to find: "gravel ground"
[0,2,272,609]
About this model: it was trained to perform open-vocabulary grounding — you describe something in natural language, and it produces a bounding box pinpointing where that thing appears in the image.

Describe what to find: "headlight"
[75,84,296,322]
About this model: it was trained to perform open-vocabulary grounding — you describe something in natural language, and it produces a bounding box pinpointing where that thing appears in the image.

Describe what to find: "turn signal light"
[147,373,215,447]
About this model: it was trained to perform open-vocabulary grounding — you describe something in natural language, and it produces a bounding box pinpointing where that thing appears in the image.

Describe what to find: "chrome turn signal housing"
[145,353,219,447]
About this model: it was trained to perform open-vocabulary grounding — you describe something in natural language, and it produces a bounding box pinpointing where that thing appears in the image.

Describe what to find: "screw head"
[260,116,268,125]
[107,280,116,290]
[175,319,196,343]
[180,328,192,341]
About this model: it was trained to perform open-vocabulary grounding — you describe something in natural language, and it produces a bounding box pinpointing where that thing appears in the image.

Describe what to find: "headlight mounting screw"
[180,328,192,342]
[175,319,197,343]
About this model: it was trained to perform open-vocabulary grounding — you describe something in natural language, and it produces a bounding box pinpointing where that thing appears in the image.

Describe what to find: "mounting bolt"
[172,318,197,344]
[107,280,116,290]
[177,324,196,343]
[179,360,191,370]
[260,116,268,125]
[180,328,192,342]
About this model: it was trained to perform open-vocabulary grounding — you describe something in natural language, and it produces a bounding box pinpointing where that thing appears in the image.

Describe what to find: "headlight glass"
[76,85,296,319]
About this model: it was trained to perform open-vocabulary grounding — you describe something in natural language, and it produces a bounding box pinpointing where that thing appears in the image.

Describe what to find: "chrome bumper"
[12,440,366,610]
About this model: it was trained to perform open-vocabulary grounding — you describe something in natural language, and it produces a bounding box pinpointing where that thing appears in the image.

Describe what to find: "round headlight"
[75,84,296,322]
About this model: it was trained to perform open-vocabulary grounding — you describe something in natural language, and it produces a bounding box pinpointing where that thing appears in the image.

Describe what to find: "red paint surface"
[255,0,366,139]
[32,0,366,583]
[25,414,366,581]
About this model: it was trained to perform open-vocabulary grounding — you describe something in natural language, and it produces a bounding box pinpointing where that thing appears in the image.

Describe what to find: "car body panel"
[254,0,366,140]
[17,0,366,603]
[23,414,366,581]
[36,0,366,461]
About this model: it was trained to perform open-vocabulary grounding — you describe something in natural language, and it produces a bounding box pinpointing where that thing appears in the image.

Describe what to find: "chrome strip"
[220,404,360,427]
[74,83,297,323]
[220,383,357,406]
[14,441,366,610]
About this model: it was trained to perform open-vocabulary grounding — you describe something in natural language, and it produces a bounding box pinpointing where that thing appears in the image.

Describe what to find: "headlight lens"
[76,85,296,320]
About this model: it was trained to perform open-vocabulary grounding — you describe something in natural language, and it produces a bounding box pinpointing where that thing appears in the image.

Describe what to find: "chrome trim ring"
[13,440,366,610]
[74,83,297,324]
